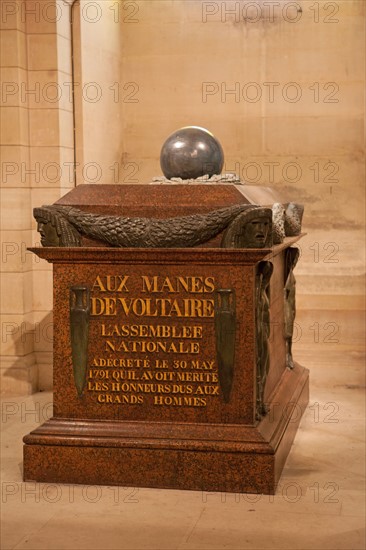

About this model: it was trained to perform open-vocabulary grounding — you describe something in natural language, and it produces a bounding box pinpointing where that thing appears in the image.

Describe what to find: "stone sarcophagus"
[24,184,309,494]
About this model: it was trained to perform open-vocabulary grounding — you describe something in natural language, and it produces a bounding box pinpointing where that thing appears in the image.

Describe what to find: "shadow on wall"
[2,312,54,396]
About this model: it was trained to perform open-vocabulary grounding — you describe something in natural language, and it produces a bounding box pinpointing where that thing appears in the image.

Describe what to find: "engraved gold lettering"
[176,372,218,383]
[104,340,200,354]
[100,324,203,339]
[91,297,117,316]
[141,275,158,293]
[142,300,159,316]
[202,299,214,317]
[88,381,109,391]
[116,276,129,292]
[168,299,182,317]
[176,276,190,292]
[204,276,215,293]
[118,297,132,315]
[97,393,143,404]
[153,396,206,407]
[191,359,214,370]
[92,357,150,368]
[89,273,220,408]
[92,275,106,292]
[116,297,212,318]
[140,276,216,294]
[160,277,175,293]
[191,277,203,293]
[92,275,129,293]
[195,385,220,395]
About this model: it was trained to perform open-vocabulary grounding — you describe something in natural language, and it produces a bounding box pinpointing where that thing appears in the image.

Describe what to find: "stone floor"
[1,309,365,550]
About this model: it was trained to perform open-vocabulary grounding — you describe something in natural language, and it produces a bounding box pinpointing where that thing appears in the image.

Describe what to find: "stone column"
[0,0,74,394]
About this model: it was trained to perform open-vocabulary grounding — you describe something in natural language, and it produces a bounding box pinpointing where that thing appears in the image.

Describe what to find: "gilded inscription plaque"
[54,262,255,425]
[88,273,220,409]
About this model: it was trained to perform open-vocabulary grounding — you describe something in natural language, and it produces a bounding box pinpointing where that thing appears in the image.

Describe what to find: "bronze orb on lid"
[160,126,224,180]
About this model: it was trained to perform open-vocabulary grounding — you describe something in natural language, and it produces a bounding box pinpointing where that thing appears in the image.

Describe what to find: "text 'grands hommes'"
[91,275,216,318]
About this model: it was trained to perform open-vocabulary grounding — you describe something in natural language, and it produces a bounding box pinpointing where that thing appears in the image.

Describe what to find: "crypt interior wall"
[1,0,122,394]
[0,0,365,395]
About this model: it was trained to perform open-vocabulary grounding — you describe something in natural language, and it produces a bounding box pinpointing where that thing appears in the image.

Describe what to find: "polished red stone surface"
[54,183,254,218]
[24,185,308,493]
[54,183,280,248]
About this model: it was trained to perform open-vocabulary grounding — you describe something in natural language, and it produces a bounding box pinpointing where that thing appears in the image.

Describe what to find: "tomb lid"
[55,184,284,219]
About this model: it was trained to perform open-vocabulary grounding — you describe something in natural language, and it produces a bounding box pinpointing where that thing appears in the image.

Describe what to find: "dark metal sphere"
[160,126,224,180]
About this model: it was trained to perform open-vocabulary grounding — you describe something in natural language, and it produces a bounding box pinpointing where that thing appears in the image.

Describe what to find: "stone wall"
[0,0,122,394]
[119,0,365,304]
[0,0,364,395]
[1,0,74,394]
